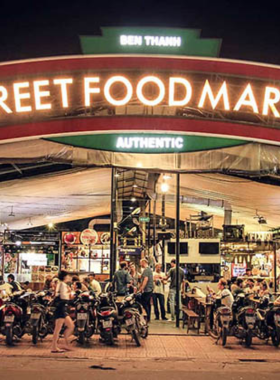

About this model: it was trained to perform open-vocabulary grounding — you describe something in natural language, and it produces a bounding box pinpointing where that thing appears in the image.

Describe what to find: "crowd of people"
[112,258,185,323]
[207,276,280,309]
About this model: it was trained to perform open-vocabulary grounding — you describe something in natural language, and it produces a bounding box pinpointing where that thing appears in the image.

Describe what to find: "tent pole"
[175,173,180,328]
[110,167,116,281]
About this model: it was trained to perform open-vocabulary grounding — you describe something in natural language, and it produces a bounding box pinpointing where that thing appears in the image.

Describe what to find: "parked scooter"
[118,293,148,346]
[1,291,32,346]
[74,291,97,345]
[29,290,53,344]
[254,295,280,347]
[231,293,256,347]
[207,296,232,346]
[96,292,120,345]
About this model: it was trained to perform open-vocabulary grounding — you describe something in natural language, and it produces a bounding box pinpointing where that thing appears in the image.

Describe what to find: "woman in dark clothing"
[51,271,74,353]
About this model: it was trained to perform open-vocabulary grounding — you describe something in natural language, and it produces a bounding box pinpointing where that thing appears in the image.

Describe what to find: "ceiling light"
[131,197,136,202]
[47,222,54,229]
[15,240,21,246]
[163,174,172,180]
[161,183,169,193]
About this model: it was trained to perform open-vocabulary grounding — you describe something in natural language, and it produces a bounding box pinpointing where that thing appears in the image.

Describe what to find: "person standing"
[113,262,131,296]
[166,259,185,321]
[88,273,102,296]
[51,271,74,353]
[153,263,167,320]
[139,258,153,322]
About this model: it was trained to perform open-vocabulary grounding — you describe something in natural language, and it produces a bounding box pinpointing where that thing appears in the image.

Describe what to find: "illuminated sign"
[1,55,280,146]
[120,35,182,47]
[116,136,184,150]
[1,74,280,122]
[80,27,221,57]
[21,253,48,266]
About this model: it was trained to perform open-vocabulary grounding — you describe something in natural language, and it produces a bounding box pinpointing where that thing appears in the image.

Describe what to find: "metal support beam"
[273,242,277,292]
[175,173,180,328]
[110,167,117,281]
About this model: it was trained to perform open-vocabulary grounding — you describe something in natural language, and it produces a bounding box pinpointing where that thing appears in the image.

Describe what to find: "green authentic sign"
[139,217,150,223]
[48,134,247,154]
[80,27,221,57]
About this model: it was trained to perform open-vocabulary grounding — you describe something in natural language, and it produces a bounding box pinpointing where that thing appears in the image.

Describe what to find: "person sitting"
[72,275,87,292]
[208,278,234,309]
[232,278,244,297]
[7,274,22,293]
[73,281,83,295]
[88,273,102,296]
[258,281,270,298]
[0,275,13,296]
[244,278,255,295]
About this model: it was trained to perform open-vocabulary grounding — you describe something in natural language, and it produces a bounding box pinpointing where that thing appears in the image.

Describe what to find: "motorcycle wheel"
[105,330,114,346]
[245,330,253,348]
[140,326,149,339]
[132,324,141,347]
[271,329,280,347]
[32,326,38,345]
[221,327,227,346]
[6,326,13,346]
[78,332,85,345]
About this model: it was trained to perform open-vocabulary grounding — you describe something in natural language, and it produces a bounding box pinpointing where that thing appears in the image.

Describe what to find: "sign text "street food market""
[0,75,280,119]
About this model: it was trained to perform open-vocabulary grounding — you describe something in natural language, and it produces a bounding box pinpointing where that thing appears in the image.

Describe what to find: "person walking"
[166,259,185,321]
[51,271,74,353]
[139,258,153,322]
[113,262,131,296]
[153,263,168,320]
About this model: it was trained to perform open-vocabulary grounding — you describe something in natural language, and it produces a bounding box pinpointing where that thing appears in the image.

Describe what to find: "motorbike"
[207,296,232,346]
[118,293,149,346]
[96,292,121,346]
[231,293,256,347]
[74,291,97,345]
[29,290,54,344]
[1,291,32,346]
[254,295,280,347]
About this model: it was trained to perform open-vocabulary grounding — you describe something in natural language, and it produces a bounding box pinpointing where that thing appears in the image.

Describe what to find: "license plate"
[102,320,112,328]
[246,316,255,324]
[125,318,134,326]
[31,313,40,319]
[4,315,14,322]
[77,313,87,320]
[221,315,231,321]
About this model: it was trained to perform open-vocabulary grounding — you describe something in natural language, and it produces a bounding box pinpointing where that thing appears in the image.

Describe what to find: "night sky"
[0,0,279,64]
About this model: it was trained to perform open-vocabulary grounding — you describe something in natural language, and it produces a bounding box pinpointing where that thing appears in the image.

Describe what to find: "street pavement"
[0,335,279,379]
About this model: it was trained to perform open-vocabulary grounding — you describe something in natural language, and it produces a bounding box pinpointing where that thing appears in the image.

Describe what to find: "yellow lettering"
[263,86,280,117]
[13,82,32,112]
[34,80,51,110]
[104,76,133,106]
[169,77,192,106]
[0,86,12,114]
[136,76,165,106]
[198,80,230,110]
[84,77,100,106]
[53,78,73,108]
[234,84,259,113]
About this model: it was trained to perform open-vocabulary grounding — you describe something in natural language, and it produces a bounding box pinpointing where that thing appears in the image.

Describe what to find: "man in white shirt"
[88,273,102,296]
[208,278,234,309]
[152,264,168,320]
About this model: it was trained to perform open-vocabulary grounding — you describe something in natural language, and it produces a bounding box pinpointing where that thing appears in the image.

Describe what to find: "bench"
[182,307,200,334]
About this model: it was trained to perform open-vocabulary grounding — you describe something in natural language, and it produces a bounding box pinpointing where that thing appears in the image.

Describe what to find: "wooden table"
[184,293,212,334]
[195,297,213,334]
